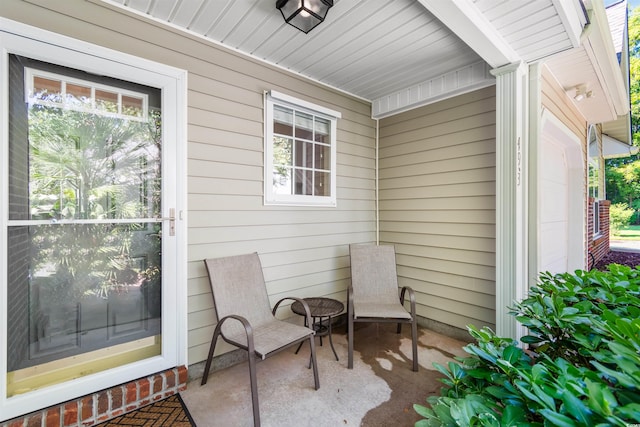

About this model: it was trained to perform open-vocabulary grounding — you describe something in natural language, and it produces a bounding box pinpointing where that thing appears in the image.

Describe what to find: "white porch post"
[491,62,528,340]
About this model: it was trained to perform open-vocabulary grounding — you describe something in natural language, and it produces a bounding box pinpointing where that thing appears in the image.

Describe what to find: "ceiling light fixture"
[276,0,333,34]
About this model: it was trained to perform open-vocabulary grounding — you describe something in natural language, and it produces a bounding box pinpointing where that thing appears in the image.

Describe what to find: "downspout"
[376,118,380,245]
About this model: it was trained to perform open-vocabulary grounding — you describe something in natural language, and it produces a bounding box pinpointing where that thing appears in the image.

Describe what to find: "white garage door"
[540,135,569,273]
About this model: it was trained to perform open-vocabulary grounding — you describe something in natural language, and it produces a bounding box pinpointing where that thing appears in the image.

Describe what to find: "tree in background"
[605,6,640,224]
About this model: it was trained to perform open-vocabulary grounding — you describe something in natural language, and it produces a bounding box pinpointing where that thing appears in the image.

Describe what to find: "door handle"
[157,208,175,236]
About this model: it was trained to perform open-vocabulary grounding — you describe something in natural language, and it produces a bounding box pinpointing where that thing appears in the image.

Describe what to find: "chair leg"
[347,313,354,369]
[308,336,320,390]
[201,325,223,386]
[411,317,418,372]
[248,351,260,427]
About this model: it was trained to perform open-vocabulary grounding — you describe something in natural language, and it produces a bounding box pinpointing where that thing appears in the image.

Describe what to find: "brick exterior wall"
[0,366,187,427]
[587,198,611,269]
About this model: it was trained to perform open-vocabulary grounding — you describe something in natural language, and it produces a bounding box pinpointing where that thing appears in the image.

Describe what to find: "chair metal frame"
[347,244,418,372]
[200,253,319,427]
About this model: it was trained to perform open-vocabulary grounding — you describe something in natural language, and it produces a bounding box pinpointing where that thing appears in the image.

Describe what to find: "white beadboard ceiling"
[101,0,613,119]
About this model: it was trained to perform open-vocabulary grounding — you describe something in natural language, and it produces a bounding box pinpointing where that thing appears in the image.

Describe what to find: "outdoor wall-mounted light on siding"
[572,84,593,102]
[276,0,333,34]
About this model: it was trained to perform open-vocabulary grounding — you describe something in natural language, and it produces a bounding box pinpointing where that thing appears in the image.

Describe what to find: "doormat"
[98,394,196,426]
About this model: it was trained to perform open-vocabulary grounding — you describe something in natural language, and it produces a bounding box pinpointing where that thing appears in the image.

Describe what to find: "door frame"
[0,17,187,420]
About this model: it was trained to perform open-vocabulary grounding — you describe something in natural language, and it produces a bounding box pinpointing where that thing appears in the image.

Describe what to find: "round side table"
[291,297,344,361]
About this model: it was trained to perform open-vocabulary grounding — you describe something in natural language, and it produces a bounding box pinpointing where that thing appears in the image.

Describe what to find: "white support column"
[491,62,529,340]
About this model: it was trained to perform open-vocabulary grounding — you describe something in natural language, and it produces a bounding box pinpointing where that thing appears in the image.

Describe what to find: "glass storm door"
[6,55,165,396]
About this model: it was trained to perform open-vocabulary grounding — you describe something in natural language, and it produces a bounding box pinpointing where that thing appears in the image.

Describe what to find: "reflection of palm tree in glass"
[29,106,161,221]
[28,104,162,298]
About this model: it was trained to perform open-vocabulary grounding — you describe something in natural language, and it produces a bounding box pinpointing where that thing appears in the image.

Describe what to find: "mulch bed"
[594,250,640,270]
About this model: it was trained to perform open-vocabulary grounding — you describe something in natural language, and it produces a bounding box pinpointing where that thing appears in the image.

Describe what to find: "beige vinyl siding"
[378,86,497,333]
[541,66,587,142]
[1,1,377,365]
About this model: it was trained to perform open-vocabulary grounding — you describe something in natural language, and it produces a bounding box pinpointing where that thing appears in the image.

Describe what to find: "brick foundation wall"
[1,366,187,427]
[588,198,611,269]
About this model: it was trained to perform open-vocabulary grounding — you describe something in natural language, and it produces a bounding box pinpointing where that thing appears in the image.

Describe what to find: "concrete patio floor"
[181,323,468,427]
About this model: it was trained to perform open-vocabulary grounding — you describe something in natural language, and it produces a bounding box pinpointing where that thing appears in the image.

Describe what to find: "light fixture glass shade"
[276,0,333,34]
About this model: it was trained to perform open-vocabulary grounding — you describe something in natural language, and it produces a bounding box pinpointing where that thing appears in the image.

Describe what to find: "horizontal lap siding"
[2,1,377,365]
[378,86,497,332]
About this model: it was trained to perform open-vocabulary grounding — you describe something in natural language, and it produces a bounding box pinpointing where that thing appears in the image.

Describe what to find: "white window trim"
[264,90,340,207]
[587,125,603,239]
[0,18,187,421]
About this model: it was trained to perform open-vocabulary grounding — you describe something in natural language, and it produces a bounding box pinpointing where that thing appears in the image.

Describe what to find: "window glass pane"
[295,111,313,140]
[314,117,330,143]
[274,105,293,136]
[314,171,329,196]
[123,95,144,118]
[294,169,313,195]
[272,167,292,195]
[295,139,313,168]
[273,137,292,167]
[27,106,161,221]
[66,83,91,107]
[33,77,62,103]
[96,89,118,113]
[7,223,161,394]
[314,143,330,170]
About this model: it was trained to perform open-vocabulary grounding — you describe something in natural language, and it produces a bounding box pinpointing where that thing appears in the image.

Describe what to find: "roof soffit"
[545,0,630,126]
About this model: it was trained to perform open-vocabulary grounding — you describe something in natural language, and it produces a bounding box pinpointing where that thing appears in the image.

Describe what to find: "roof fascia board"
[603,134,639,158]
[584,1,630,118]
[552,0,589,48]
[417,0,519,68]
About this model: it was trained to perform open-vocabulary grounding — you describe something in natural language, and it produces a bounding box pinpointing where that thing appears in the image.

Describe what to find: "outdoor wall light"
[572,84,593,102]
[276,0,333,34]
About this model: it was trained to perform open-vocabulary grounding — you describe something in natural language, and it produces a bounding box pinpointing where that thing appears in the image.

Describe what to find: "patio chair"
[348,244,418,371]
[201,253,319,427]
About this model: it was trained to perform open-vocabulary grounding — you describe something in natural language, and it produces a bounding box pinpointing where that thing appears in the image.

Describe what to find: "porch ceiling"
[101,0,585,118]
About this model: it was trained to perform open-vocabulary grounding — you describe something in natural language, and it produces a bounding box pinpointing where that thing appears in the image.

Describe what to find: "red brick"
[7,419,25,427]
[97,391,109,415]
[64,402,79,426]
[140,399,150,406]
[153,374,163,394]
[178,365,188,385]
[139,378,150,399]
[81,396,93,421]
[125,382,137,404]
[27,413,42,427]
[112,409,124,417]
[46,408,61,427]
[165,370,176,388]
[111,386,123,410]
[178,384,187,392]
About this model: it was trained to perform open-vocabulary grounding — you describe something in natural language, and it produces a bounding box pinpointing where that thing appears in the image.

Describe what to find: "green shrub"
[610,203,635,235]
[415,265,640,426]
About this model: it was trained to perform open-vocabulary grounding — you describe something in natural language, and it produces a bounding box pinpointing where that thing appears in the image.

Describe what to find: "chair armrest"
[399,286,416,316]
[348,285,354,315]
[217,314,255,353]
[273,297,314,334]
